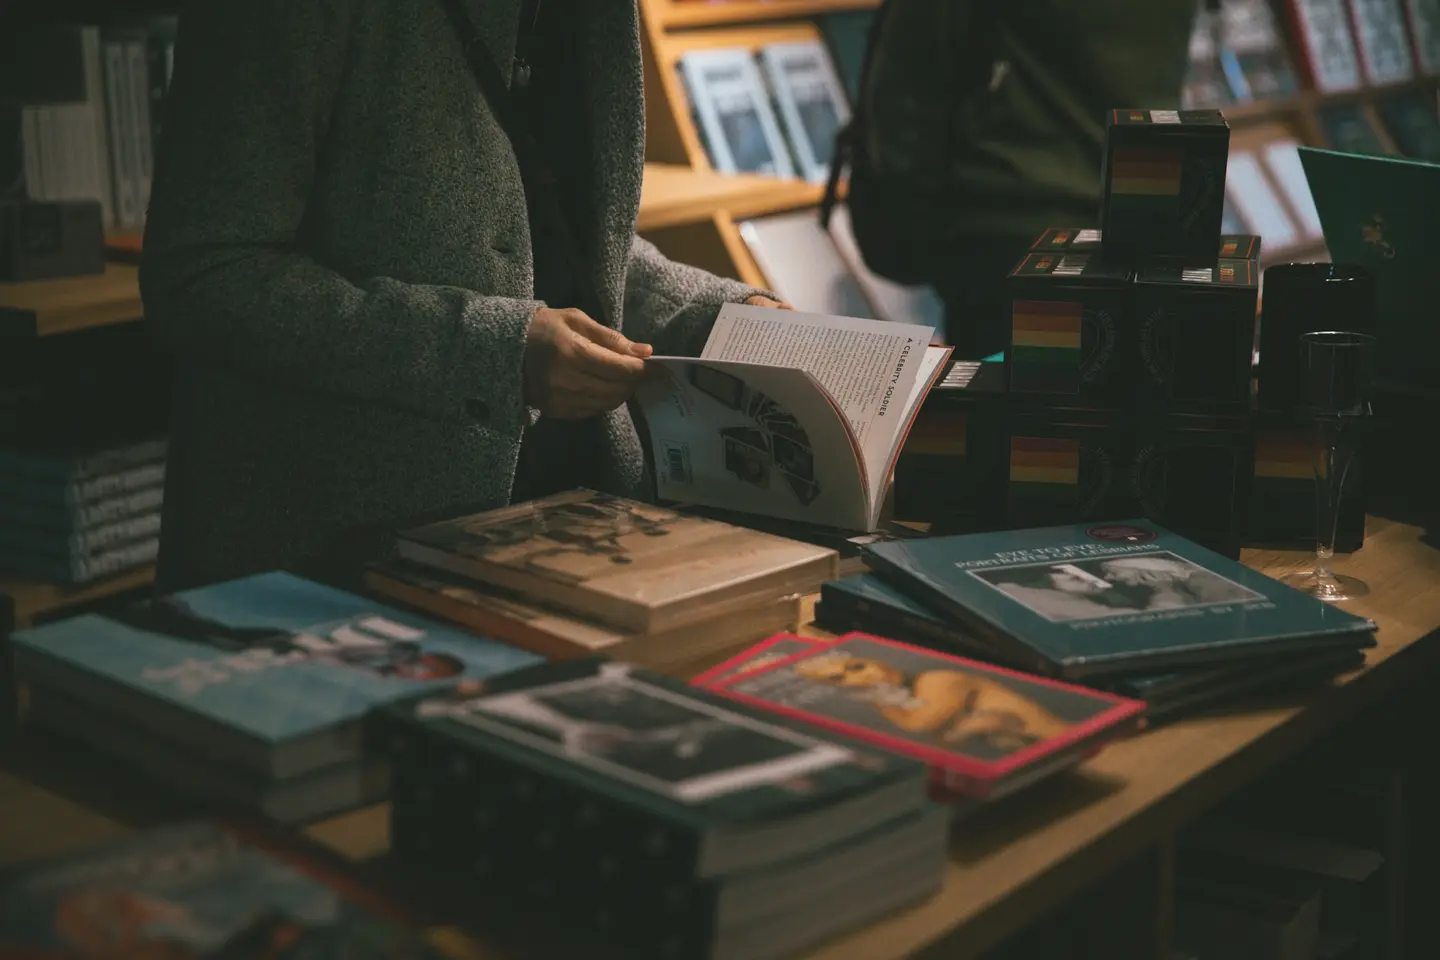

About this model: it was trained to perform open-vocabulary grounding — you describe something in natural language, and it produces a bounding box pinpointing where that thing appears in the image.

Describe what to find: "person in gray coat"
[140,0,785,590]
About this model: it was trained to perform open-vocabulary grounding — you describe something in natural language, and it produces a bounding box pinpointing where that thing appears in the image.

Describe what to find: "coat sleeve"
[620,236,773,358]
[139,0,539,431]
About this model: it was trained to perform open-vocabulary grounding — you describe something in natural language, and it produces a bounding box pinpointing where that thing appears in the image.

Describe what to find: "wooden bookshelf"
[0,263,143,338]
[638,163,827,231]
[0,565,155,631]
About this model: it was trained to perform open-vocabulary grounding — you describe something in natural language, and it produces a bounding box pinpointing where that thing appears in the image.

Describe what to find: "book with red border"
[705,632,1145,799]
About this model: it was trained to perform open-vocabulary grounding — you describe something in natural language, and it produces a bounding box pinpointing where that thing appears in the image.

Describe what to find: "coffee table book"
[862,520,1377,680]
[394,489,838,634]
[362,560,803,671]
[7,571,540,781]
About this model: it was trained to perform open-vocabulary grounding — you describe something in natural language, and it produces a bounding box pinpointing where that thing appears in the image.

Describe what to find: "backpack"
[821,0,1002,286]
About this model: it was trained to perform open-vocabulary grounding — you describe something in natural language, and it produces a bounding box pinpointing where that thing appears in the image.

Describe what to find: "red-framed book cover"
[702,631,1146,799]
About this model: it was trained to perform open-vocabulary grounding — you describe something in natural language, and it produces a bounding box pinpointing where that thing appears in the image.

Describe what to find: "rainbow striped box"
[1006,411,1249,558]
[893,361,1007,532]
[1006,252,1132,404]
[1132,258,1258,414]
[1099,109,1229,267]
[1247,417,1365,553]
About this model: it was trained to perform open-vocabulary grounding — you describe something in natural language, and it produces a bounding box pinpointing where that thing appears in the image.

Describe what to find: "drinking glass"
[1280,331,1375,601]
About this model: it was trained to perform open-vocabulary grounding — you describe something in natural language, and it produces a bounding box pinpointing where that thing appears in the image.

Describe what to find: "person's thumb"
[573,316,652,357]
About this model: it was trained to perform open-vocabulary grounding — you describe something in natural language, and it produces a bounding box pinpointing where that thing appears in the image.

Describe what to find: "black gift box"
[1030,226,1260,265]
[1005,250,1133,408]
[1099,109,1230,267]
[1132,258,1259,415]
[1246,412,1365,553]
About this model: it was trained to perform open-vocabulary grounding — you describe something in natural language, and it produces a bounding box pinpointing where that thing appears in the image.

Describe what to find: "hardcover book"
[0,486,161,537]
[0,435,165,481]
[1221,0,1301,99]
[679,48,796,178]
[862,520,1378,679]
[1285,0,1364,91]
[395,488,840,635]
[704,633,1145,799]
[9,571,540,779]
[812,574,1367,721]
[0,821,449,957]
[0,532,158,584]
[1403,0,1440,72]
[757,40,850,184]
[0,459,165,509]
[372,657,930,879]
[636,304,952,532]
[1348,0,1417,84]
[361,560,804,672]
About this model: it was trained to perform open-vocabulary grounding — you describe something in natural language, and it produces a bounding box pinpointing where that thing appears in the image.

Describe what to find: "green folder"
[1298,147,1440,396]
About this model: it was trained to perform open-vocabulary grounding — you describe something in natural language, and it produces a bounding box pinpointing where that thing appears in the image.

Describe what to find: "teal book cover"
[0,821,442,957]
[1299,146,1439,393]
[10,571,541,748]
[862,520,1376,678]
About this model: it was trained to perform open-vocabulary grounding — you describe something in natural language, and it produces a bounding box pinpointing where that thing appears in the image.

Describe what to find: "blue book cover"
[11,571,541,762]
[0,821,444,956]
[862,521,1376,678]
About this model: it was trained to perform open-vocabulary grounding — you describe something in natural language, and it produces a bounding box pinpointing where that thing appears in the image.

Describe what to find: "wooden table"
[3,516,1439,959]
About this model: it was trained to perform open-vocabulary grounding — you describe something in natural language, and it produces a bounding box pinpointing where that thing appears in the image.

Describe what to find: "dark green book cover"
[862,520,1375,678]
[373,658,927,880]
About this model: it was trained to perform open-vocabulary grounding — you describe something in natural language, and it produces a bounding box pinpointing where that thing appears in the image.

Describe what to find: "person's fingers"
[569,335,647,382]
[567,311,651,357]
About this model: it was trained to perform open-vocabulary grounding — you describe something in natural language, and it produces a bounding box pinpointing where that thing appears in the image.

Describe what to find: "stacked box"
[1246,413,1365,553]
[1099,109,1230,267]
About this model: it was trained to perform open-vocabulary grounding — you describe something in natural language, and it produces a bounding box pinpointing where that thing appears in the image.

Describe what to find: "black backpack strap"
[437,0,610,325]
[820,0,896,229]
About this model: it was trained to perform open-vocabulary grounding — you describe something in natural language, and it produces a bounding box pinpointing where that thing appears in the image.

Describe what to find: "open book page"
[866,345,953,526]
[701,304,936,480]
[635,358,871,530]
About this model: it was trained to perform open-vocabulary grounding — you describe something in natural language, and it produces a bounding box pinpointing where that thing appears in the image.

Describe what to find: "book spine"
[0,535,157,583]
[125,39,154,221]
[0,438,166,481]
[0,510,161,556]
[103,37,139,229]
[80,25,115,229]
[859,550,1062,678]
[0,485,164,531]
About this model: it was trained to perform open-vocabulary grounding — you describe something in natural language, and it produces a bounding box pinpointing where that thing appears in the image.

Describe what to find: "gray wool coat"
[140,0,764,590]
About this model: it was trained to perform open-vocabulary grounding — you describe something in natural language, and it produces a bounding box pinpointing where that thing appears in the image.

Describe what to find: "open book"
[636,304,952,531]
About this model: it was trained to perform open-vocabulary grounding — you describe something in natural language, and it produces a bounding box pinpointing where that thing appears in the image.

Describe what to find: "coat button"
[466,398,490,422]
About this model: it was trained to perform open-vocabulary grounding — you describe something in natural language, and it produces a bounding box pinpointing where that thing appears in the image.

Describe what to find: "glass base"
[1280,570,1370,602]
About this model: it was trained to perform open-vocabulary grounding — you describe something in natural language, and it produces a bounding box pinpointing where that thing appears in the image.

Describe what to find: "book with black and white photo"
[374,656,941,960]
[679,48,795,178]
[638,303,953,532]
[861,519,1378,679]
[757,40,851,183]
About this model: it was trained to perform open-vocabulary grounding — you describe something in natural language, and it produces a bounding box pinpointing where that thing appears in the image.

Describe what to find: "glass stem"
[1312,418,1353,592]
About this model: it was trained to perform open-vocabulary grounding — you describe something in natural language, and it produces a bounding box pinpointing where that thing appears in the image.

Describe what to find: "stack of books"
[366,489,837,674]
[0,821,464,956]
[372,657,947,959]
[8,571,540,823]
[0,436,165,583]
[815,521,1377,724]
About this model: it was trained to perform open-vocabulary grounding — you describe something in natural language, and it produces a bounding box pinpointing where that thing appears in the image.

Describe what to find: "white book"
[1225,151,1301,251]
[638,304,952,531]
[679,48,796,178]
[738,210,875,319]
[757,40,851,184]
[1350,0,1417,84]
[1260,140,1326,241]
[826,205,945,337]
[1292,0,1364,91]
[125,37,155,222]
[103,37,140,228]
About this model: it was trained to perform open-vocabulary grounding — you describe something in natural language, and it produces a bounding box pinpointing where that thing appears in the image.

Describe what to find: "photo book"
[638,303,952,532]
[699,633,1145,800]
[862,520,1378,679]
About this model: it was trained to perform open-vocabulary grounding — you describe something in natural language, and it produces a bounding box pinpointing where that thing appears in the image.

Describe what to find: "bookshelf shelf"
[0,565,155,631]
[0,264,143,339]
[1220,75,1440,124]
[655,0,878,30]
[638,163,827,231]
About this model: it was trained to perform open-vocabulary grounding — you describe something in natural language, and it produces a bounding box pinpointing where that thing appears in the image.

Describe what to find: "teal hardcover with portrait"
[862,520,1376,678]
[10,571,540,777]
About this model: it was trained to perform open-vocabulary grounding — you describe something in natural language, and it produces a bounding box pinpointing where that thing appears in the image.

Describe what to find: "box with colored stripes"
[1246,418,1364,553]
[1007,412,1249,558]
[1030,226,1260,264]
[1006,252,1132,405]
[1099,109,1229,267]
[893,361,1007,531]
[1132,258,1259,414]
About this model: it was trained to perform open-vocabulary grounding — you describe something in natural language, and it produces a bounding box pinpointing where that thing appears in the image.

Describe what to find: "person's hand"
[524,307,652,420]
[746,295,793,310]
